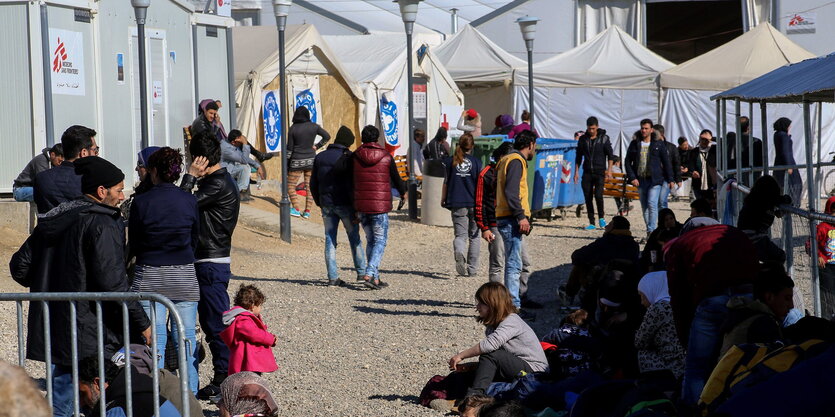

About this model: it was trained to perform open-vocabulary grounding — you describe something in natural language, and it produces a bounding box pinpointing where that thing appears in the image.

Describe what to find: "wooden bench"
[182,126,193,164]
[603,172,639,214]
[394,155,422,183]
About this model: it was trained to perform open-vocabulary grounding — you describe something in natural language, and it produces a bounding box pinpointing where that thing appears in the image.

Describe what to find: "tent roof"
[516,25,674,89]
[232,25,304,84]
[712,53,835,103]
[434,24,526,83]
[661,23,815,90]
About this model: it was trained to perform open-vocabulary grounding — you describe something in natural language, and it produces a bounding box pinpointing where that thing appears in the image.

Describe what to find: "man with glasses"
[34,125,99,213]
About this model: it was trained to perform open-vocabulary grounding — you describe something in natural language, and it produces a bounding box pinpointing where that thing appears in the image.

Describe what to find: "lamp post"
[132,0,150,149]
[516,16,539,129]
[396,0,422,220]
[274,0,293,243]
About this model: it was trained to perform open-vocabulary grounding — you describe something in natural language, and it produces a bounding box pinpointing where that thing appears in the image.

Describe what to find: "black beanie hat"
[74,156,125,195]
[334,126,355,147]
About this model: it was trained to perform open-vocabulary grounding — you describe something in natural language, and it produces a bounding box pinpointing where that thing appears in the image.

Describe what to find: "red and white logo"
[218,0,224,6]
[53,37,67,73]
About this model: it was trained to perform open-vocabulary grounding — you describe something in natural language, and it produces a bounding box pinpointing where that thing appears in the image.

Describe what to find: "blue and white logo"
[380,96,398,147]
[295,89,317,123]
[263,91,281,152]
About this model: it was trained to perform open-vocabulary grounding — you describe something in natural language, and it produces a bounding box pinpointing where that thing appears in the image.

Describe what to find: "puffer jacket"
[9,197,150,366]
[180,168,240,259]
[220,307,278,374]
[352,142,405,214]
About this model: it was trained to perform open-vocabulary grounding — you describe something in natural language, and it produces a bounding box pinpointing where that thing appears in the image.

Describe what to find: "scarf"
[638,271,670,305]
[219,372,278,417]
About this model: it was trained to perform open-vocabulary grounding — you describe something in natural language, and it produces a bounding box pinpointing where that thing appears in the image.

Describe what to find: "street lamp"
[516,16,539,129]
[132,0,150,149]
[274,0,293,243]
[395,0,422,221]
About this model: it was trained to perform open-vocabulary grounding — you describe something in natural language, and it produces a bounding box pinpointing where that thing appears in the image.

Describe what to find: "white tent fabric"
[513,25,673,155]
[575,0,644,46]
[434,24,526,83]
[324,33,464,157]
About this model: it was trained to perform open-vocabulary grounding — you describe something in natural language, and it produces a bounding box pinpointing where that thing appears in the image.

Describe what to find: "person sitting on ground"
[635,270,686,380]
[12,143,63,202]
[221,130,263,201]
[689,197,712,219]
[221,285,278,376]
[78,355,182,417]
[639,208,682,274]
[737,175,788,265]
[490,115,514,135]
[816,196,835,320]
[448,282,549,398]
[592,279,642,378]
[218,372,279,417]
[457,109,483,138]
[443,133,482,277]
[720,264,795,357]
[0,360,51,417]
[541,309,595,379]
[563,216,640,305]
[478,401,525,417]
[508,110,538,139]
[423,127,450,161]
[34,125,99,213]
[460,395,495,417]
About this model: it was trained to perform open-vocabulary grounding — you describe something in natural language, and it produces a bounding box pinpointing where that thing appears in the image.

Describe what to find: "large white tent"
[435,24,525,126]
[324,33,464,157]
[514,25,674,155]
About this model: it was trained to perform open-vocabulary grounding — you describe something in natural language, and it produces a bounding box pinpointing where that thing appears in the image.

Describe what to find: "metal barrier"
[0,292,191,417]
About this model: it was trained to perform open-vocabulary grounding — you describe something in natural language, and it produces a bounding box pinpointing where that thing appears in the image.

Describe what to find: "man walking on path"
[575,116,614,230]
[495,130,537,316]
[353,125,407,290]
[12,144,63,202]
[311,126,367,287]
[625,119,673,234]
[10,156,151,417]
[180,133,240,399]
[34,125,99,213]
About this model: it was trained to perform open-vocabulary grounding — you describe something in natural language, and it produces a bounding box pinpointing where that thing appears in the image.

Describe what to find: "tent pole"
[761,101,769,176]
[804,99,822,316]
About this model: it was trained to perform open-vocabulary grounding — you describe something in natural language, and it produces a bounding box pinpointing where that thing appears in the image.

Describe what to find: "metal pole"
[721,100,727,179]
[734,99,742,182]
[277,16,291,243]
[526,45,534,129]
[40,4,55,146]
[748,101,754,185]
[715,99,721,173]
[804,100,822,316]
[817,103,823,200]
[137,20,149,148]
[226,27,237,129]
[192,26,199,108]
[761,101,769,176]
[406,29,418,220]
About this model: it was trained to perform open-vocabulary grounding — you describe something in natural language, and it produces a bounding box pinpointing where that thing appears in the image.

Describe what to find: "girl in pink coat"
[221,285,278,375]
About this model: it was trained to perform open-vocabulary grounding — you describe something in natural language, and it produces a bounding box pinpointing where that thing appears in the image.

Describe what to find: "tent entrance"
[646,1,742,64]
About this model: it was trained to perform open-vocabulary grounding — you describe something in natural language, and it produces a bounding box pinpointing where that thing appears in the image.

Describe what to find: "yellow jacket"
[496,152,530,219]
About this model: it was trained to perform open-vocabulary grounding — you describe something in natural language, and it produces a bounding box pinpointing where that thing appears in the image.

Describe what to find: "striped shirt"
[131,264,200,302]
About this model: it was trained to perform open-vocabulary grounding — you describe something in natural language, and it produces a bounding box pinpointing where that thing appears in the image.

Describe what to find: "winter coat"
[773,130,802,195]
[689,145,717,191]
[624,134,673,186]
[13,148,51,188]
[90,366,182,417]
[663,141,682,183]
[726,132,763,171]
[719,297,783,357]
[33,160,83,214]
[9,197,150,366]
[423,138,449,161]
[571,230,640,268]
[220,307,278,374]
[575,130,614,176]
[179,168,240,260]
[190,114,218,141]
[817,197,835,263]
[311,143,354,207]
[128,183,199,266]
[635,300,686,379]
[352,142,406,214]
[475,165,497,231]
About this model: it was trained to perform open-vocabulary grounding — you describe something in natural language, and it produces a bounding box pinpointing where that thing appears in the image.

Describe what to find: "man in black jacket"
[726,116,763,183]
[180,132,240,399]
[10,156,151,417]
[34,125,99,213]
[654,124,681,209]
[575,116,614,230]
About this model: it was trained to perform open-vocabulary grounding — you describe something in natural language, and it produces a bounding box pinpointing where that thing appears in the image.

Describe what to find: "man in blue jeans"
[352,125,406,290]
[495,130,537,320]
[311,125,367,286]
[625,119,673,234]
[12,144,63,202]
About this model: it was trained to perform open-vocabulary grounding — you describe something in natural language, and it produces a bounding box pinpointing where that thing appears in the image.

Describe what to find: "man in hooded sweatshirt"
[574,116,614,230]
[353,125,406,290]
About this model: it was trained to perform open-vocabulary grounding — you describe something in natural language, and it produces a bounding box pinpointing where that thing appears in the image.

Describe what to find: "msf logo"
[53,37,68,73]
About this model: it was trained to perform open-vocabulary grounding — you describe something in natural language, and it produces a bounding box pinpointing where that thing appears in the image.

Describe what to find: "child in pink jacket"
[220,285,278,375]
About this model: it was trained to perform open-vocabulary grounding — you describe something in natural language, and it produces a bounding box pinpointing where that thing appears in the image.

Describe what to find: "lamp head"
[273,0,292,17]
[516,16,540,42]
[131,0,150,9]
[132,0,150,23]
[395,0,422,24]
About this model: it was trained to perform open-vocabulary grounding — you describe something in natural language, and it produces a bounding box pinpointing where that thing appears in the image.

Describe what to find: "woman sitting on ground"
[635,270,686,380]
[448,282,549,398]
[218,372,279,417]
[639,208,682,274]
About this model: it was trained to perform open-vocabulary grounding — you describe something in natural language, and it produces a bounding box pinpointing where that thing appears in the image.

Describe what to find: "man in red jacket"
[353,125,407,290]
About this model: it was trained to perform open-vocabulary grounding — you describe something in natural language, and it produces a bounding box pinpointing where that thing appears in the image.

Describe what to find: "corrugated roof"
[712,53,835,103]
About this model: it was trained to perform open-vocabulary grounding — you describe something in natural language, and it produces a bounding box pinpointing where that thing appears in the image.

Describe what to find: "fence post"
[804,100,822,316]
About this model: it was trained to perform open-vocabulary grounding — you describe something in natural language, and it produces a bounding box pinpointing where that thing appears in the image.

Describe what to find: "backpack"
[698,339,828,415]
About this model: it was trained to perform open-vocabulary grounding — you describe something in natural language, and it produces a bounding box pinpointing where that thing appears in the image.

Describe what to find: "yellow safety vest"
[496,152,530,218]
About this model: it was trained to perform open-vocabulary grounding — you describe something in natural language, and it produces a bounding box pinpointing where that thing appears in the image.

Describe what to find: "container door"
[131,29,169,156]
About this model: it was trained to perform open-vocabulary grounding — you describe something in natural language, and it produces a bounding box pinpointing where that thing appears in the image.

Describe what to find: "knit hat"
[334,126,355,147]
[466,109,478,119]
[74,156,125,195]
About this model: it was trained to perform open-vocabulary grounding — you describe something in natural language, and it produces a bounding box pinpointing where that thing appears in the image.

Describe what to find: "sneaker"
[196,384,221,401]
[518,309,536,322]
[598,218,607,228]
[583,224,596,231]
[328,279,346,287]
[302,210,311,219]
[290,207,302,217]
[454,253,468,276]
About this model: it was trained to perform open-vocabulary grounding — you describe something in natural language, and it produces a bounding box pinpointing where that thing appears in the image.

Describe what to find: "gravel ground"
[0,198,695,416]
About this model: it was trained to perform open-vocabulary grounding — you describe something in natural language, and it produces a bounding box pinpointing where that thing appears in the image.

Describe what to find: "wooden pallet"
[602,172,639,200]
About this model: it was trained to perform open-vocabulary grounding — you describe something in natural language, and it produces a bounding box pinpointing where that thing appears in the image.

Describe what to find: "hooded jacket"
[352,142,406,214]
[571,229,640,267]
[817,197,835,264]
[624,132,673,186]
[575,129,614,176]
[9,197,150,366]
[720,297,783,357]
[90,366,182,417]
[180,168,240,260]
[311,143,354,207]
[13,147,51,188]
[220,307,278,374]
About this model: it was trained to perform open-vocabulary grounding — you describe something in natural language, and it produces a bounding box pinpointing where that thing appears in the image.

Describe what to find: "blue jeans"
[13,186,34,202]
[224,162,250,192]
[53,364,74,417]
[659,182,670,209]
[360,213,389,279]
[638,181,662,233]
[140,300,199,394]
[322,205,366,280]
[497,218,523,308]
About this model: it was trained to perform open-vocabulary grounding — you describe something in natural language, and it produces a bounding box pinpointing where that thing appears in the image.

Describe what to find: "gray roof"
[712,53,835,103]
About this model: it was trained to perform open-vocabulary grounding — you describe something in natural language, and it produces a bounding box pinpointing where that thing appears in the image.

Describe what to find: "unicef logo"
[381,99,398,146]
[262,91,281,152]
[295,89,317,123]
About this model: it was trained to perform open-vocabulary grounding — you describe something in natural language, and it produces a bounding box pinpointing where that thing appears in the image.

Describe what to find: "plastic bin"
[530,140,565,211]
[535,139,585,208]
[470,135,510,168]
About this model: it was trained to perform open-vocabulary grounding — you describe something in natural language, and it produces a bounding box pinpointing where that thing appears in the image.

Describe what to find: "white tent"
[659,22,825,165]
[513,25,674,155]
[234,24,364,147]
[435,24,526,127]
[324,33,464,157]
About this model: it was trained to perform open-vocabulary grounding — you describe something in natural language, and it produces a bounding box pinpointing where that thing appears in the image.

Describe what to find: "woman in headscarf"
[121,146,160,220]
[635,271,686,380]
[489,115,515,135]
[218,372,278,417]
[773,117,802,206]
[286,106,331,218]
